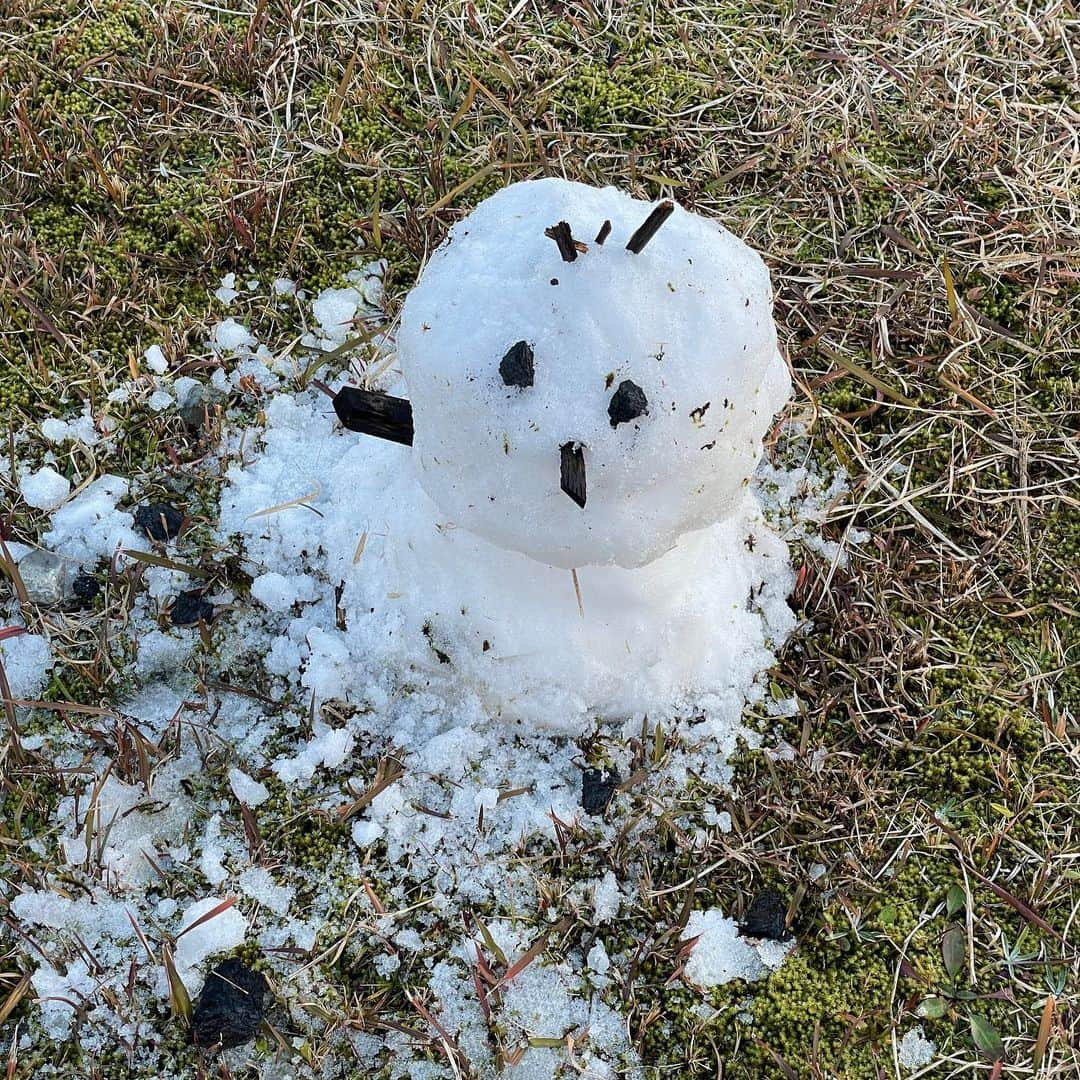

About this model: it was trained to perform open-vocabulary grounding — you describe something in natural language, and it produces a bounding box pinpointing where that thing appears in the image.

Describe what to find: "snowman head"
[336,178,790,570]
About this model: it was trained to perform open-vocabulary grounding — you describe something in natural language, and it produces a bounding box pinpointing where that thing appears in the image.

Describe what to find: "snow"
[143,344,168,374]
[1,224,843,1068]
[148,389,174,412]
[897,1025,937,1070]
[271,721,355,783]
[173,897,248,993]
[42,474,141,568]
[229,766,270,807]
[312,287,361,344]
[680,908,794,988]
[19,465,70,510]
[39,405,101,446]
[398,177,790,570]
[250,571,309,611]
[0,631,53,698]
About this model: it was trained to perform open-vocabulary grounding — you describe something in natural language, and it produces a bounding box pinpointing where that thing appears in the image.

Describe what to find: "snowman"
[331,178,793,727]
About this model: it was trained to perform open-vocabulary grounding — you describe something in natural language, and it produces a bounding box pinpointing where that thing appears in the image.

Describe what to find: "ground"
[1,0,1078,1078]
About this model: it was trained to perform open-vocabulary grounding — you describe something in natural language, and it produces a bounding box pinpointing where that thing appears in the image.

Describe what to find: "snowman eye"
[608,380,648,427]
[499,340,535,388]
[560,442,587,509]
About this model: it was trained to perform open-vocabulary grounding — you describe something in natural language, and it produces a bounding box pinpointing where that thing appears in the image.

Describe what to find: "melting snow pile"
[0,184,859,1078]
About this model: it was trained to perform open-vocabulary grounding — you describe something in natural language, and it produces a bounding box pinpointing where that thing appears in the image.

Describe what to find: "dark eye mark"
[608,380,648,428]
[499,340,534,388]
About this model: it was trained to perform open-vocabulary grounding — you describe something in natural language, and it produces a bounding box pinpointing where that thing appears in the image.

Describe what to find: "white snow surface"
[0,631,54,698]
[398,178,791,569]
[173,897,248,993]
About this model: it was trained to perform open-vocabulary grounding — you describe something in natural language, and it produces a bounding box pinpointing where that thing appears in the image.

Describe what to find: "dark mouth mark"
[560,442,587,508]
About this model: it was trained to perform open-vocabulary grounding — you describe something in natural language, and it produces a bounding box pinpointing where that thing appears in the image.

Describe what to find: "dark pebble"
[71,574,100,602]
[581,767,619,814]
[739,889,791,941]
[134,501,184,542]
[171,590,214,626]
[189,958,268,1050]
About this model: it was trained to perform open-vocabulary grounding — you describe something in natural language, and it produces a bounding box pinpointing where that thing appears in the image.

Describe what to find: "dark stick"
[333,386,414,446]
[595,219,612,245]
[625,200,675,254]
[560,442,586,508]
[545,221,579,262]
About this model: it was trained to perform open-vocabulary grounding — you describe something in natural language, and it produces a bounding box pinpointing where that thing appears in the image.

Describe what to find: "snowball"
[228,767,269,807]
[173,897,247,992]
[897,1025,937,1070]
[143,344,168,374]
[397,178,790,569]
[19,466,70,510]
[681,908,793,988]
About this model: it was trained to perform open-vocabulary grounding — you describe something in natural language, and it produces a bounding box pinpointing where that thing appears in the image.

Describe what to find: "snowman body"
[396,178,790,569]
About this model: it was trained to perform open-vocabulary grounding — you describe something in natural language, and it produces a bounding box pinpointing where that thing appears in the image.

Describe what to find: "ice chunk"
[19,465,70,510]
[312,286,361,344]
[144,344,168,374]
[397,177,791,569]
[898,1025,936,1070]
[213,318,255,353]
[173,897,247,994]
[214,273,240,305]
[228,767,269,807]
[0,632,53,698]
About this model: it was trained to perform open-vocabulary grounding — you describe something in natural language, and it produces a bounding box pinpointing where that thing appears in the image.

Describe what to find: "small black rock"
[608,380,648,427]
[171,590,214,626]
[739,889,791,941]
[189,958,268,1050]
[134,501,185,542]
[499,340,535,388]
[71,574,100,602]
[581,767,619,815]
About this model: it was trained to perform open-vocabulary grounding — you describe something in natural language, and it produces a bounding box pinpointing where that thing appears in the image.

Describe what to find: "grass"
[1,0,1078,1077]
